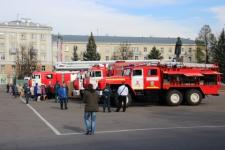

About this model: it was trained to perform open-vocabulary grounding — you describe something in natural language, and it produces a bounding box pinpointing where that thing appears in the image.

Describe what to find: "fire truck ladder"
[54,60,161,70]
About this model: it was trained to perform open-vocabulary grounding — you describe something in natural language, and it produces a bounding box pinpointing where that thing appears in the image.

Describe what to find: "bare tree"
[112,42,133,60]
[197,25,215,63]
[15,46,38,79]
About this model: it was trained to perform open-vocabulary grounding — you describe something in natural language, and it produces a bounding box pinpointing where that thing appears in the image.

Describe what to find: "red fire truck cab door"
[144,67,161,90]
[131,69,144,90]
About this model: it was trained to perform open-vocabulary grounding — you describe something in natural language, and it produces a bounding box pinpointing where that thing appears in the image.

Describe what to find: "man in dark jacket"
[102,84,112,112]
[34,83,38,101]
[54,81,60,103]
[23,83,30,104]
[83,84,99,135]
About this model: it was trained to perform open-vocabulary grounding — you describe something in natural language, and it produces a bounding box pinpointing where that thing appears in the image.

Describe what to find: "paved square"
[1,87,225,150]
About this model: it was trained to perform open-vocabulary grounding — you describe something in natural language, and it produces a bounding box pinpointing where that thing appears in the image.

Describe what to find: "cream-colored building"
[0,19,196,85]
[0,19,52,84]
[52,35,196,64]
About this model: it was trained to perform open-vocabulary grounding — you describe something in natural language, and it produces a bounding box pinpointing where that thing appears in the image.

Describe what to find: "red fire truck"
[97,62,222,106]
[73,60,157,97]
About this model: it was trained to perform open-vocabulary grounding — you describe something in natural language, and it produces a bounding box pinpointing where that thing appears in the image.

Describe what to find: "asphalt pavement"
[0,87,225,150]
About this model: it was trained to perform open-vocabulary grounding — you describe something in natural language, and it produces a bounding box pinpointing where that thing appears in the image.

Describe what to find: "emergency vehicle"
[30,71,80,93]
[97,61,222,106]
[73,60,159,97]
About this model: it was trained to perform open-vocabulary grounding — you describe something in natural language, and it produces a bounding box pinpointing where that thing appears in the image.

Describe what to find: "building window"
[169,48,172,53]
[64,56,70,61]
[0,43,5,51]
[40,34,46,40]
[40,44,46,51]
[42,66,45,71]
[64,46,69,52]
[188,57,192,62]
[182,48,184,52]
[135,56,138,60]
[41,53,46,61]
[0,52,5,60]
[32,34,37,40]
[0,65,5,73]
[132,47,139,52]
[144,47,147,52]
[12,65,15,73]
[21,33,26,40]
[0,33,5,39]
[144,56,147,60]
[106,56,109,60]
[160,48,164,53]
[189,48,192,53]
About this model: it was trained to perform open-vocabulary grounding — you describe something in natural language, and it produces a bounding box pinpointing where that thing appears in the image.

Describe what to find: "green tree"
[212,29,225,83]
[71,45,78,61]
[83,32,100,61]
[197,25,215,63]
[195,40,205,63]
[148,46,163,59]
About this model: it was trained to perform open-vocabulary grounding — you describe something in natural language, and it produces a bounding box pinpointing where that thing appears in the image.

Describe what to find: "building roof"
[52,34,195,45]
[0,19,52,30]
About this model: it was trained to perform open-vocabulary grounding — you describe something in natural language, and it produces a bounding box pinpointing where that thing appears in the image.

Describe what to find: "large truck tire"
[185,89,202,106]
[166,89,183,106]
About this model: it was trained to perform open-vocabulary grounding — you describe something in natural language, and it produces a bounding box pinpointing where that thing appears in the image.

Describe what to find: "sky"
[0,0,225,39]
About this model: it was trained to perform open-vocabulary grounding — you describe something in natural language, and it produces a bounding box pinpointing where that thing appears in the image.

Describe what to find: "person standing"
[63,81,69,103]
[54,81,60,103]
[34,83,38,101]
[6,83,9,93]
[58,83,68,110]
[83,84,99,135]
[102,84,112,112]
[37,85,42,101]
[116,81,129,112]
[23,83,30,104]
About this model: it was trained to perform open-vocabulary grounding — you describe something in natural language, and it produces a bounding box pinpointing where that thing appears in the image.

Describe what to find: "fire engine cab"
[73,60,160,97]
[97,61,222,106]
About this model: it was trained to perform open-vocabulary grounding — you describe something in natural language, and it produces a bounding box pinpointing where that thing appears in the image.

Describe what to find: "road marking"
[20,97,61,135]
[60,125,225,136]
[19,97,225,136]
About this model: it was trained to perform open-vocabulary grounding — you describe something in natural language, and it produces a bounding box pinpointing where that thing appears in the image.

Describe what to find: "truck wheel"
[114,93,133,107]
[166,90,183,106]
[125,93,132,107]
[185,89,202,106]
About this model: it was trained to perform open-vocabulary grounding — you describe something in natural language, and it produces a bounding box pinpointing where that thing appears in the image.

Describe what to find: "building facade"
[0,19,196,85]
[52,35,196,64]
[0,19,52,84]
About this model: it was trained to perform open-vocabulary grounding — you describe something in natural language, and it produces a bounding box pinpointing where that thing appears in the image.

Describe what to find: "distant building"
[0,19,52,84]
[0,19,196,85]
[52,35,196,63]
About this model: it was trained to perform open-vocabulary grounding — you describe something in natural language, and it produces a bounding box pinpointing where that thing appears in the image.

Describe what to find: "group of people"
[6,83,19,97]
[83,81,129,135]
[6,81,129,136]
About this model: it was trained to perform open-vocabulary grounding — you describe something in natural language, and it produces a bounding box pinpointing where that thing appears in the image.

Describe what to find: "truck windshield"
[91,71,102,77]
[32,74,40,79]
[123,69,131,76]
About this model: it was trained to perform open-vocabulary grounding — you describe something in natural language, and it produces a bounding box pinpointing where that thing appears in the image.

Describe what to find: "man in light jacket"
[116,81,129,112]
